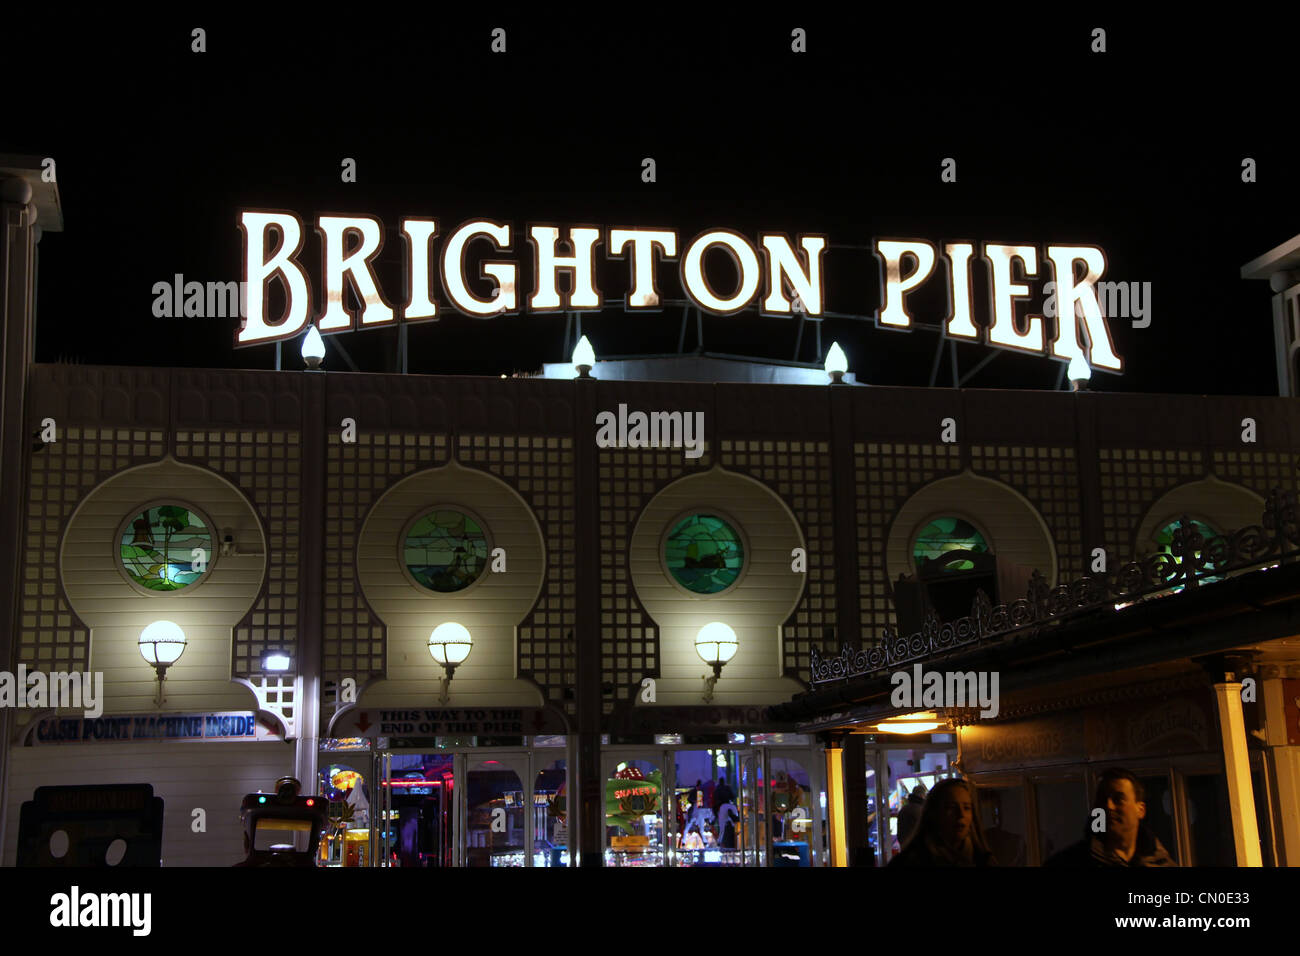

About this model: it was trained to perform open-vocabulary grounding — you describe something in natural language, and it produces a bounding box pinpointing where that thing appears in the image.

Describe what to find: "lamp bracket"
[702,673,719,703]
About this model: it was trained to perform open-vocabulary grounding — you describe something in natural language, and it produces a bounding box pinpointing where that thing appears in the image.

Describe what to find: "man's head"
[1095,769,1146,846]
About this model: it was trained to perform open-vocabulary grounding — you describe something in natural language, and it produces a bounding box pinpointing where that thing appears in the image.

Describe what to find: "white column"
[293,673,320,803]
[0,178,38,858]
[1262,677,1300,866]
[1211,679,1263,866]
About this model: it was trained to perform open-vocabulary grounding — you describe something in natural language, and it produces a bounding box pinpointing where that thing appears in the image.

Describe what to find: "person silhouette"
[887,779,996,867]
[1045,769,1176,867]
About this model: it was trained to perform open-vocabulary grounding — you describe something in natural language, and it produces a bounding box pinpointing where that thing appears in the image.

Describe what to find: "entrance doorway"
[603,744,823,866]
[865,741,960,865]
[317,739,570,867]
[378,751,456,867]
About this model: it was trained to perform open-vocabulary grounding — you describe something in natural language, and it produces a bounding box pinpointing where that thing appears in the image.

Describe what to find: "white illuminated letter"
[681,230,762,314]
[529,226,602,310]
[237,211,311,345]
[401,218,439,322]
[316,215,395,332]
[943,242,978,340]
[875,240,937,329]
[1045,245,1122,372]
[609,228,677,308]
[984,243,1044,354]
[761,234,826,315]
[441,220,518,316]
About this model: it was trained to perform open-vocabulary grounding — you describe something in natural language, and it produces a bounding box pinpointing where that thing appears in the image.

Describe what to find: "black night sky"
[7,11,1297,394]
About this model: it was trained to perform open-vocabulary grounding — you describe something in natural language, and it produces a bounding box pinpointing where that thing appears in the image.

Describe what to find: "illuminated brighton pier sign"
[236,210,1123,371]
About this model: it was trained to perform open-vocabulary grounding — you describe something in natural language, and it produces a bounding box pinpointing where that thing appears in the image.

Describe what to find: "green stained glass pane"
[1155,518,1223,585]
[913,517,989,570]
[1154,518,1217,549]
[119,505,212,591]
[664,514,744,594]
[405,509,489,593]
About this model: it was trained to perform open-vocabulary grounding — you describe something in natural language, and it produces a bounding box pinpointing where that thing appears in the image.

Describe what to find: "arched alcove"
[885,470,1058,588]
[354,460,546,709]
[60,457,267,713]
[1134,476,1265,557]
[628,466,806,705]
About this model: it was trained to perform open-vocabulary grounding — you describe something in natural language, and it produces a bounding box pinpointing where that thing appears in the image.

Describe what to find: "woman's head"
[906,778,990,854]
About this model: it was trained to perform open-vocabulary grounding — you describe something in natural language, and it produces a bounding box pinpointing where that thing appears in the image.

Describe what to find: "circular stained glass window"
[1155,517,1224,584]
[1154,517,1217,552]
[403,509,490,593]
[913,517,989,571]
[118,504,213,591]
[664,514,745,594]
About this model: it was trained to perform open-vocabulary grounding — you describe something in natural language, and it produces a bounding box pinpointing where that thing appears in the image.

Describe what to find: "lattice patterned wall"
[20,427,166,672]
[598,444,711,714]
[1210,451,1300,502]
[720,439,834,678]
[971,445,1084,580]
[458,434,577,716]
[323,432,447,691]
[176,429,301,681]
[1098,449,1205,558]
[855,442,963,638]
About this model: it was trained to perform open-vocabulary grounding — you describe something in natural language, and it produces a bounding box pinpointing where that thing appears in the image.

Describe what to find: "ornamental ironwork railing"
[809,488,1300,686]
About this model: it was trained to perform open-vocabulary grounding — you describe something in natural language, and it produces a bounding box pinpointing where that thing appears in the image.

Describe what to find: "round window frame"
[114,499,218,597]
[398,504,495,597]
[1149,513,1224,574]
[1149,513,1220,552]
[659,508,750,598]
[909,511,994,575]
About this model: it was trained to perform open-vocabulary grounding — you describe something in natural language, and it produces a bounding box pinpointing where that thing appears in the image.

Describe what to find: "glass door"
[668,748,742,867]
[374,750,391,866]
[602,751,668,866]
[372,750,456,867]
[768,753,815,867]
[532,752,570,867]
[463,753,530,867]
[738,749,766,866]
[866,744,958,865]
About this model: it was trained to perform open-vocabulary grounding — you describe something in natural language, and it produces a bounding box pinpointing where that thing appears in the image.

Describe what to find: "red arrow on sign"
[356,712,371,733]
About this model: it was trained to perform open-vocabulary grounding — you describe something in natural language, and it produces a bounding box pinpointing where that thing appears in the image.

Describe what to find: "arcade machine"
[234,776,329,867]
[319,767,371,867]
[17,783,164,866]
